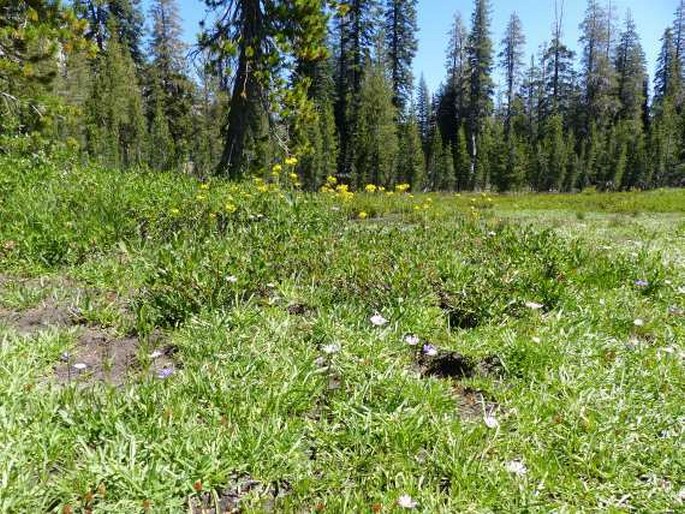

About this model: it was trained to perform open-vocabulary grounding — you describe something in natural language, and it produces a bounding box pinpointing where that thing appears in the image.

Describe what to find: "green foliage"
[85,26,146,169]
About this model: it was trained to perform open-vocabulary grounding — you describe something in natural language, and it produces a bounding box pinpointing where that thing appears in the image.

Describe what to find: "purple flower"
[157,367,174,379]
[635,279,649,287]
[422,344,438,357]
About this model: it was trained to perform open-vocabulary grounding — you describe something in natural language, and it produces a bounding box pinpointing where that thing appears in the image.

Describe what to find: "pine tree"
[580,0,618,131]
[385,0,418,114]
[416,75,432,155]
[201,0,329,178]
[654,28,681,107]
[148,0,194,169]
[544,1,576,118]
[397,112,426,189]
[0,1,89,138]
[147,72,174,171]
[85,24,146,168]
[614,12,647,122]
[454,124,470,191]
[353,51,398,188]
[333,0,379,179]
[467,0,494,182]
[542,113,567,191]
[499,12,525,136]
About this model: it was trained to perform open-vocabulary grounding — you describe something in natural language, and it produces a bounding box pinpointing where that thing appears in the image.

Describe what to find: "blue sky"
[145,0,677,97]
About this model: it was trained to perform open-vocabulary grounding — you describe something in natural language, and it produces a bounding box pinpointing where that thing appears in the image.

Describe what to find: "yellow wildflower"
[364,184,377,193]
[285,156,298,166]
[288,172,299,181]
[272,164,283,174]
[378,186,386,192]
[326,175,338,185]
[170,208,180,216]
[257,184,269,193]
[395,183,411,193]
[199,183,210,190]
[358,211,368,220]
[196,194,206,201]
[225,203,237,214]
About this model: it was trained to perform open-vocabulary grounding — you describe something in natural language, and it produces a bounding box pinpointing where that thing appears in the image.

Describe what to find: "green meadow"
[0,156,683,512]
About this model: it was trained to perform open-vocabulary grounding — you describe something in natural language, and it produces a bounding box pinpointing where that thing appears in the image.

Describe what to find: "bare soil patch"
[453,385,499,421]
[188,475,291,514]
[54,328,175,387]
[0,301,74,334]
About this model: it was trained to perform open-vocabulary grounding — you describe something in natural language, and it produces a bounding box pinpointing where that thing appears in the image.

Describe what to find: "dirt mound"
[54,328,175,387]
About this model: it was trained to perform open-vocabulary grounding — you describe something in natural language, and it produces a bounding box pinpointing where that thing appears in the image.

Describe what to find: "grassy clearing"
[0,156,684,512]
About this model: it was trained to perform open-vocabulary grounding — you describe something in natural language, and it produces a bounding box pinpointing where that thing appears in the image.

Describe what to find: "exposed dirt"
[54,328,175,387]
[416,347,504,381]
[188,476,290,514]
[286,303,314,316]
[0,302,74,334]
[453,385,498,421]
[418,350,477,379]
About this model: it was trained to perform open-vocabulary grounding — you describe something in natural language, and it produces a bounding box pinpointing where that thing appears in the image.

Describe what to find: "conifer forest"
[2,0,685,191]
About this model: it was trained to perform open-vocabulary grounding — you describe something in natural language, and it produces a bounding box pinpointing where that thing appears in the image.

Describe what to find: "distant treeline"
[2,0,685,191]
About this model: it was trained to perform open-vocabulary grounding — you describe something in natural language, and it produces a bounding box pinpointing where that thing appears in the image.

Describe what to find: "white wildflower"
[484,415,499,429]
[226,275,238,284]
[397,494,417,509]
[505,459,527,476]
[633,318,645,327]
[404,334,420,346]
[370,313,388,327]
[322,343,341,355]
[73,363,87,371]
[525,301,544,310]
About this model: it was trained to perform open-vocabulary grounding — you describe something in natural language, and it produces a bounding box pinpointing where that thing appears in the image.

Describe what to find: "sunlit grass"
[0,157,683,512]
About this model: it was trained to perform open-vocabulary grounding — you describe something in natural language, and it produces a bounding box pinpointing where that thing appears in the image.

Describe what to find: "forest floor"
[0,157,683,512]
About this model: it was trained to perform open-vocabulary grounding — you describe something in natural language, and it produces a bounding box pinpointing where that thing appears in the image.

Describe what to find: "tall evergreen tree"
[333,0,379,179]
[499,12,525,136]
[467,0,494,184]
[148,0,194,168]
[85,24,146,168]
[201,0,329,178]
[579,0,617,131]
[384,0,418,113]
[352,48,398,187]
[416,75,432,151]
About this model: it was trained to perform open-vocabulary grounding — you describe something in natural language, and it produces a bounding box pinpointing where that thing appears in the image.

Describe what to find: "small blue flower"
[422,344,438,357]
[157,367,174,379]
[635,279,649,287]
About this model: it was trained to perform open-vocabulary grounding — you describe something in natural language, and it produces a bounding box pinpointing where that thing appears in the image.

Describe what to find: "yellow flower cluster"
[395,183,410,193]
[364,184,377,193]
[335,184,354,201]
[358,211,368,220]
[285,156,298,167]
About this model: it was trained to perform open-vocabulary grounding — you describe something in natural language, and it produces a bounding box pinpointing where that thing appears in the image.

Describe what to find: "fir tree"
[384,0,418,113]
[467,0,494,182]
